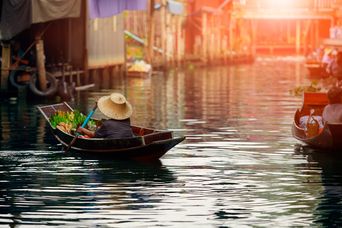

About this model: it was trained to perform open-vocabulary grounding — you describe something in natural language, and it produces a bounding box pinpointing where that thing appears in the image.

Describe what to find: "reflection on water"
[0,151,175,226]
[0,56,341,226]
[299,146,342,227]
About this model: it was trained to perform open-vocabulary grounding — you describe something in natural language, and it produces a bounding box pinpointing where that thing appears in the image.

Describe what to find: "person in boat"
[299,110,324,136]
[322,86,342,123]
[77,92,134,139]
[328,51,342,83]
[321,48,334,71]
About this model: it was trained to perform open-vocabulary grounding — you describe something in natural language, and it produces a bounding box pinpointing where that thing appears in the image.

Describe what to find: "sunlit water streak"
[1,56,342,227]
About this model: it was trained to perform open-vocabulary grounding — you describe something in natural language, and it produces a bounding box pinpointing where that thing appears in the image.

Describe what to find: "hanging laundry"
[88,0,147,19]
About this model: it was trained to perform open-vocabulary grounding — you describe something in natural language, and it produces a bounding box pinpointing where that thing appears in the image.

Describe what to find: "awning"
[32,0,81,24]
[0,0,81,41]
[0,0,31,41]
[88,0,147,19]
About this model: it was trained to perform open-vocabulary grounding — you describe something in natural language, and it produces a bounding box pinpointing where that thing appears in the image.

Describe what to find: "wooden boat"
[292,92,342,150]
[127,69,152,78]
[38,102,185,160]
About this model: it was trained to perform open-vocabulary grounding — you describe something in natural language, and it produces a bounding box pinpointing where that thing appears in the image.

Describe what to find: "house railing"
[234,0,336,11]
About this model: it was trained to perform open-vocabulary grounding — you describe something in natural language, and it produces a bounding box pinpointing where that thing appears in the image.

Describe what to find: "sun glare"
[264,0,297,9]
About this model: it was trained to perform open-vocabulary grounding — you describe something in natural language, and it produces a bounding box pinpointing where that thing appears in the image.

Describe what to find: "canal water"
[1,56,342,227]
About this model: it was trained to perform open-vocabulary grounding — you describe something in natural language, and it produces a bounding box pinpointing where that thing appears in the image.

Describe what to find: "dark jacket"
[94,119,133,139]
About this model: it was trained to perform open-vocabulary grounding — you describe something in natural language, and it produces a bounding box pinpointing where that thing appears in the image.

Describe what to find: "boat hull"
[292,118,333,149]
[292,92,342,150]
[53,127,185,160]
[38,102,185,160]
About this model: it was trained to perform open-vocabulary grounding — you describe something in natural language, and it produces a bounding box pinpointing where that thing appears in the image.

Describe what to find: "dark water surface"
[1,57,342,227]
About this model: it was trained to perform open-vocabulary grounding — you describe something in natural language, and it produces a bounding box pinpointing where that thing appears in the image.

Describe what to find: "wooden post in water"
[303,20,312,55]
[287,20,291,46]
[216,16,219,62]
[83,5,89,84]
[315,19,319,49]
[209,15,214,64]
[229,14,234,61]
[0,44,10,91]
[146,0,155,65]
[216,16,220,62]
[161,0,167,68]
[176,16,183,66]
[202,12,208,64]
[296,20,301,55]
[171,15,176,66]
[217,16,222,62]
[166,12,172,65]
[133,11,138,35]
[35,37,47,91]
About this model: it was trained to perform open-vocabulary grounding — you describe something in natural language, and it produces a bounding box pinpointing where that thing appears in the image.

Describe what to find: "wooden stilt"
[179,16,185,66]
[146,0,155,65]
[296,20,301,55]
[229,14,234,57]
[0,44,11,91]
[315,20,319,48]
[35,38,47,91]
[217,16,222,62]
[251,20,257,57]
[76,68,81,86]
[161,0,167,68]
[209,15,214,64]
[171,15,176,66]
[133,11,138,35]
[303,20,312,55]
[166,13,172,65]
[202,13,208,64]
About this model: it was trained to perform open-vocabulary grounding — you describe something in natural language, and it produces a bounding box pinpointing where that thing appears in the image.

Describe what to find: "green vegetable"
[50,110,96,130]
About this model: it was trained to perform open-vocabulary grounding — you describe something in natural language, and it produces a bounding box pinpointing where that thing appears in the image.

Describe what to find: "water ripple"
[0,57,341,226]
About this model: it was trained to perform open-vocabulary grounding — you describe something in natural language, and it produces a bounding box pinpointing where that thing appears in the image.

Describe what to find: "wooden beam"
[202,13,208,63]
[177,16,183,66]
[35,38,47,91]
[0,44,11,91]
[146,0,155,64]
[161,0,167,67]
[296,20,301,55]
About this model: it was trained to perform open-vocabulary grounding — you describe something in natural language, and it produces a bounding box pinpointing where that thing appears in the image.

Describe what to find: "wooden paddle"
[65,103,97,152]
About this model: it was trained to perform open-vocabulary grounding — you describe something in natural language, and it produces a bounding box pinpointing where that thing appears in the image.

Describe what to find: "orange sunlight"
[264,0,297,9]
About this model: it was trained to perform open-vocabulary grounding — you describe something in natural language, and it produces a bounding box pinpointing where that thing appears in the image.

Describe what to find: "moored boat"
[292,92,342,150]
[127,69,152,78]
[38,102,185,160]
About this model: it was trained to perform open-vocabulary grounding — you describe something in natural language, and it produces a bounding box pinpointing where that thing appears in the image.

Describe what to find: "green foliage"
[290,81,322,97]
[289,76,341,97]
[127,45,144,60]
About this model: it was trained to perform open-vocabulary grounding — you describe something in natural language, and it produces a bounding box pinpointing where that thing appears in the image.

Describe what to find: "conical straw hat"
[97,93,132,120]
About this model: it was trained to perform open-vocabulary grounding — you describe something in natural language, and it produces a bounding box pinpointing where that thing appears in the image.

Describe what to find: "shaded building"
[0,0,146,95]
[233,0,338,54]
